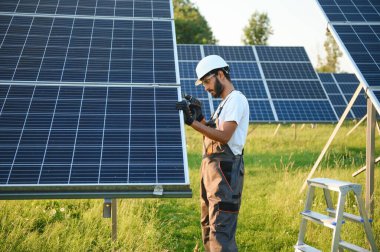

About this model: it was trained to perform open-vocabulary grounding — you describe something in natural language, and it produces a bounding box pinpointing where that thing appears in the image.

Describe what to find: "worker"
[176,55,249,252]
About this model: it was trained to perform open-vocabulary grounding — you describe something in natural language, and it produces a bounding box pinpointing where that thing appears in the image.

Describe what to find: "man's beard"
[212,78,224,98]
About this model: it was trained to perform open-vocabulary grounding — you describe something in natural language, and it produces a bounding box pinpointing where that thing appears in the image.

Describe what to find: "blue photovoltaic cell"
[0,85,184,185]
[319,73,366,119]
[229,62,261,79]
[179,62,198,79]
[0,0,172,19]
[324,83,341,93]
[333,24,380,87]
[352,106,368,118]
[247,100,275,122]
[233,80,268,99]
[317,0,380,22]
[274,100,337,122]
[261,63,317,79]
[333,106,354,119]
[177,44,202,61]
[256,46,310,62]
[180,79,208,100]
[333,73,359,83]
[267,80,326,99]
[329,94,347,106]
[0,16,177,84]
[319,72,335,83]
[203,45,256,61]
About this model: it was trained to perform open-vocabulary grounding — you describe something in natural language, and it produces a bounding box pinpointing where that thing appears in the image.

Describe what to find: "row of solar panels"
[177,44,368,123]
[315,0,380,116]
[0,0,377,198]
[0,0,192,197]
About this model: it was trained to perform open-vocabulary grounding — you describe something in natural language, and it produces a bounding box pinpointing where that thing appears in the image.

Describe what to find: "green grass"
[0,123,379,251]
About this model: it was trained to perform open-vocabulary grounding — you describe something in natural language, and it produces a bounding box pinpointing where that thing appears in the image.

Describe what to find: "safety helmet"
[195,55,229,85]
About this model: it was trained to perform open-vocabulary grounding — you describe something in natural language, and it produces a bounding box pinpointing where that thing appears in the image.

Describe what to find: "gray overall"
[200,97,245,252]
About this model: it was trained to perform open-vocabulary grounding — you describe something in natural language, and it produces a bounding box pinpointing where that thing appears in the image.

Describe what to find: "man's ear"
[217,70,225,80]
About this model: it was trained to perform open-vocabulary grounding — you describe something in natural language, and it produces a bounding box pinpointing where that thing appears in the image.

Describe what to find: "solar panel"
[0,0,172,19]
[0,14,176,84]
[315,0,380,115]
[178,45,338,123]
[319,73,368,119]
[0,0,190,199]
[255,46,337,123]
[204,45,275,122]
[177,45,213,119]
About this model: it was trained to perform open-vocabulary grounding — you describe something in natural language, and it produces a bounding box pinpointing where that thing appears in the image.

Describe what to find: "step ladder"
[295,178,378,252]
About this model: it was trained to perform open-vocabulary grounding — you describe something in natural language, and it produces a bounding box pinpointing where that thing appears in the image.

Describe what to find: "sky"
[190,0,354,73]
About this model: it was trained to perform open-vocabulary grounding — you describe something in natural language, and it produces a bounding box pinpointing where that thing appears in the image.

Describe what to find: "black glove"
[184,94,204,122]
[175,100,194,125]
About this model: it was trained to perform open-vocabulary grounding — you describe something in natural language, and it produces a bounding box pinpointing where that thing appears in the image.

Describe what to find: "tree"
[242,11,273,45]
[173,0,217,44]
[316,30,343,73]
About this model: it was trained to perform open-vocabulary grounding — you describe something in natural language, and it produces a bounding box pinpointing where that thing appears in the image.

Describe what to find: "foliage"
[242,11,273,45]
[0,124,379,251]
[173,0,217,44]
[317,29,343,73]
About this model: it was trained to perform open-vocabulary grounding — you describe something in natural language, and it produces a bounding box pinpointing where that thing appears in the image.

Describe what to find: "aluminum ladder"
[295,178,378,252]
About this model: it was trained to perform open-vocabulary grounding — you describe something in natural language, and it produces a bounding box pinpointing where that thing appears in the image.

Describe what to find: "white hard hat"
[195,55,229,85]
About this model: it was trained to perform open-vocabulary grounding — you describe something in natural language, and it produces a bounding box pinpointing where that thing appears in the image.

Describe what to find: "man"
[176,55,249,252]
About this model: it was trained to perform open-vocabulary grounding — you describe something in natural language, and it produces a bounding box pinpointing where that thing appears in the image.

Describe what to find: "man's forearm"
[190,120,230,145]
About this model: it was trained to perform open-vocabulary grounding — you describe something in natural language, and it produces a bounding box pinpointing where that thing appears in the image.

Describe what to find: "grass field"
[0,123,379,251]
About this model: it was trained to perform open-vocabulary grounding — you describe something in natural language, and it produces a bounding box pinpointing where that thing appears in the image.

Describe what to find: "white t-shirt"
[214,90,249,155]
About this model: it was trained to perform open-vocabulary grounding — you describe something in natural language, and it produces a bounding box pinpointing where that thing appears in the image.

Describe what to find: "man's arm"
[191,120,237,145]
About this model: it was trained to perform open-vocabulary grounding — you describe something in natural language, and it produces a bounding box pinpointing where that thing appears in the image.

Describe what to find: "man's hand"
[175,100,194,125]
[184,94,204,122]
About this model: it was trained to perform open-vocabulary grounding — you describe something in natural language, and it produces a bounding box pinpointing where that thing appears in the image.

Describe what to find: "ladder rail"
[354,191,378,252]
[295,178,378,252]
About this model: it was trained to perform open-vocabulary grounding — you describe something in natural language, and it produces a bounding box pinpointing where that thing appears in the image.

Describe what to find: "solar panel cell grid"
[318,0,380,22]
[203,45,256,61]
[261,63,318,80]
[233,80,268,99]
[333,24,380,87]
[229,62,261,79]
[0,0,172,19]
[0,16,177,84]
[274,100,337,122]
[177,45,202,61]
[256,46,310,62]
[267,80,327,99]
[0,85,185,185]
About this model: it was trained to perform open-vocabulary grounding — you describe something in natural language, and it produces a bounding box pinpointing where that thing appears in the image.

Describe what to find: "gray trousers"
[200,154,244,252]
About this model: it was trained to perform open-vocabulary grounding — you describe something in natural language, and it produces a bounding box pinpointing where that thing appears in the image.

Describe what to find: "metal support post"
[103,198,118,241]
[366,99,375,219]
[273,124,281,137]
[112,198,117,241]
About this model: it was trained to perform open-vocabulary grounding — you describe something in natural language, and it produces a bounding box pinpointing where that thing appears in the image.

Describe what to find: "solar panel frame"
[315,0,380,115]
[0,84,191,199]
[255,46,337,123]
[0,0,192,199]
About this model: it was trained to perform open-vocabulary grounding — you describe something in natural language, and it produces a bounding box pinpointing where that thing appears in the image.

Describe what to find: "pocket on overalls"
[219,160,233,186]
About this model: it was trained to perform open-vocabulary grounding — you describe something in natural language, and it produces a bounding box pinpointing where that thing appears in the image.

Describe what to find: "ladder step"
[301,210,344,229]
[326,209,373,224]
[308,178,359,192]
[294,244,321,252]
[339,241,370,252]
